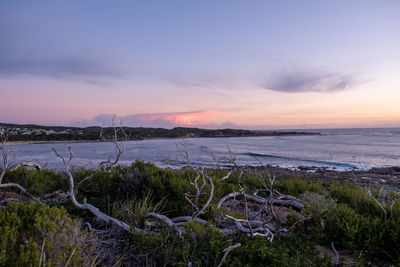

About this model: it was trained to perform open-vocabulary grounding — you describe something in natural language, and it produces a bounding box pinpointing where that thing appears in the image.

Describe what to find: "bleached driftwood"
[144,212,181,236]
[171,216,207,225]
[217,191,304,210]
[217,243,241,267]
[194,170,215,217]
[13,162,43,171]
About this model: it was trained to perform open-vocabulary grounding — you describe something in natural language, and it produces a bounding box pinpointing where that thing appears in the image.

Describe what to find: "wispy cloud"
[0,56,124,83]
[69,111,235,129]
[0,18,125,83]
[264,69,363,93]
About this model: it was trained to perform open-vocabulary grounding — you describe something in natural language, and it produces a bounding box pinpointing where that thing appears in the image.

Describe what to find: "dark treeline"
[0,122,319,142]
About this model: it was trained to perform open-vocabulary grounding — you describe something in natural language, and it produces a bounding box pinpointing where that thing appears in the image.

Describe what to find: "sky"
[0,1,399,129]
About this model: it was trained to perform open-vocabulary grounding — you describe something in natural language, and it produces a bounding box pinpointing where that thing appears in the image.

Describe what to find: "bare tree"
[0,131,37,199]
[76,125,125,192]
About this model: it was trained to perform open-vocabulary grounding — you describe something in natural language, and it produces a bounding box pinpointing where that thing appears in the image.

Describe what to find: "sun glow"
[131,110,224,127]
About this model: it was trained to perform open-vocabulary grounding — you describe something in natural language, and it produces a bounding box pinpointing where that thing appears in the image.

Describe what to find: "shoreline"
[6,140,98,145]
[6,132,319,145]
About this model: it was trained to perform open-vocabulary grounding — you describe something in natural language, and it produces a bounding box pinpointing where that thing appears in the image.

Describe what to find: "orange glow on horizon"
[135,110,224,126]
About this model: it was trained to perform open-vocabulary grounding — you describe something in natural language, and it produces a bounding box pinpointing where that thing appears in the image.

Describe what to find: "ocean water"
[6,127,400,171]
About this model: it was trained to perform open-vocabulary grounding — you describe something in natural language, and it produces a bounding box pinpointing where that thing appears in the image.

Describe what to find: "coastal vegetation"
[1,164,399,265]
[0,130,398,266]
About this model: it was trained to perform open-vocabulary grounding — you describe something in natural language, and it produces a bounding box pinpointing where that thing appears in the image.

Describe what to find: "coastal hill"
[0,122,319,142]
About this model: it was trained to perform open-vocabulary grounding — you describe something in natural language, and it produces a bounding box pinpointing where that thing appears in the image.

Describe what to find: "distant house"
[59,129,73,134]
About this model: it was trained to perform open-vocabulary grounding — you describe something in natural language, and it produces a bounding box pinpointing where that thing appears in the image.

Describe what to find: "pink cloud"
[135,111,223,126]
[69,111,234,129]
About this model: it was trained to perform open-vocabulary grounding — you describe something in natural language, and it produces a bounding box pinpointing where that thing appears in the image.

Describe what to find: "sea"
[6,127,400,171]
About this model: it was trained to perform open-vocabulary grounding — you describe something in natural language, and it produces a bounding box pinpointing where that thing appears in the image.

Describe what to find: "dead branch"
[185,170,203,211]
[13,162,43,171]
[0,183,38,201]
[350,175,387,219]
[144,212,181,236]
[52,146,140,233]
[331,242,340,266]
[171,216,207,225]
[205,147,237,169]
[0,132,38,200]
[278,216,311,234]
[224,214,275,240]
[204,147,238,182]
[176,142,192,168]
[238,183,254,236]
[0,133,9,184]
[177,145,216,218]
[220,169,234,181]
[217,243,241,267]
[366,186,387,219]
[217,191,304,210]
[224,215,274,231]
[0,182,27,193]
[193,170,214,217]
[76,124,125,191]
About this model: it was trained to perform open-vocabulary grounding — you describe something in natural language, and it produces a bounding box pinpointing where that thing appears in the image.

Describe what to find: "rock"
[272,206,302,225]
[391,166,400,172]
[298,166,315,171]
[370,167,394,175]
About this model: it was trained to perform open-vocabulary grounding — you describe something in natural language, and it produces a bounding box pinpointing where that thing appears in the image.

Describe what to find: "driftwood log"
[13,162,43,171]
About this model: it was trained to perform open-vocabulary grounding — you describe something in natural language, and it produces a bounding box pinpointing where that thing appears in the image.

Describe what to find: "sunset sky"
[1,1,399,129]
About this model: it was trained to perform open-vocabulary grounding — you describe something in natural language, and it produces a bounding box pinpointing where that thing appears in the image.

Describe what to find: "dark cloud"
[264,69,362,93]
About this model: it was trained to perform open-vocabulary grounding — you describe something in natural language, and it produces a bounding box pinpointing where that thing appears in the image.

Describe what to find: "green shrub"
[129,223,332,266]
[301,192,335,215]
[301,192,335,229]
[276,178,322,197]
[325,204,384,254]
[129,221,226,266]
[4,164,399,265]
[145,168,193,217]
[3,168,67,196]
[0,201,98,266]
[226,235,331,267]
[329,182,384,217]
[112,191,164,228]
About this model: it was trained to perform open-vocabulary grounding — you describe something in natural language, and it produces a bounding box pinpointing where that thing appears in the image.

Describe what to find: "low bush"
[276,177,322,197]
[227,235,331,267]
[3,168,67,196]
[324,204,383,253]
[2,163,399,265]
[329,182,384,217]
[129,223,331,266]
[0,201,98,266]
[112,191,164,228]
